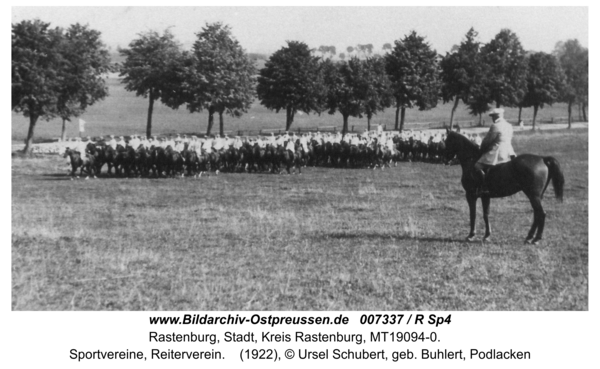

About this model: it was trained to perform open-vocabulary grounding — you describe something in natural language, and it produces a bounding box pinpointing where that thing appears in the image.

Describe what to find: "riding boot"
[474,168,489,196]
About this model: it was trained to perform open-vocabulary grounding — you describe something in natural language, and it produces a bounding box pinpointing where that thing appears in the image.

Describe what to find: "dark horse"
[64,148,96,179]
[444,130,564,244]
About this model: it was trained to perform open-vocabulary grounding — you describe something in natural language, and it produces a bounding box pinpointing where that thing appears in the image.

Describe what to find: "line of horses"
[63,136,447,179]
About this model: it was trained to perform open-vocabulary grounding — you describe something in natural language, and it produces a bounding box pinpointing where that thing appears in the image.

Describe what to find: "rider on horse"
[74,137,90,163]
[474,108,517,196]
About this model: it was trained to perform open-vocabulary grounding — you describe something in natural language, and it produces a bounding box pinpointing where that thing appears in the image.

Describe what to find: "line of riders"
[63,129,483,179]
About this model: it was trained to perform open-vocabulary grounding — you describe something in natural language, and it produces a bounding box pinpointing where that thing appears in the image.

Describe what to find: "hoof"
[85,176,89,180]
[465,235,475,242]
[532,238,542,245]
[70,177,74,181]
[524,238,533,245]
[482,237,491,243]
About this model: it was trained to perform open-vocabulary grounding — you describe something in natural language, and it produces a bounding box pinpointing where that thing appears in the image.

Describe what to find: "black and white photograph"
[10,5,588,312]
[7,3,596,367]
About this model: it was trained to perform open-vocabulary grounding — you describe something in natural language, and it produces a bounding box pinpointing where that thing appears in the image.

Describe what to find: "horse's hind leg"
[526,195,546,244]
[534,209,546,244]
[524,195,545,244]
[482,195,492,242]
[525,217,537,244]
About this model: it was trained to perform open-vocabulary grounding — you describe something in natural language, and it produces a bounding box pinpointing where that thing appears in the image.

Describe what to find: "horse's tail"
[543,156,564,202]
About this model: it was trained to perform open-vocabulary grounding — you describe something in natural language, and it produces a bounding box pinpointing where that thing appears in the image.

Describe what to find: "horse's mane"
[447,131,480,152]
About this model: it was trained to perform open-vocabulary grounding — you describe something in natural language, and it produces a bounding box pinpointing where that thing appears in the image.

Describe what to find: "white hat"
[489,108,504,116]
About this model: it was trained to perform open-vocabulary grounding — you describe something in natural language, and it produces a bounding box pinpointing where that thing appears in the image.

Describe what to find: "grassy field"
[11,128,588,310]
[11,76,582,144]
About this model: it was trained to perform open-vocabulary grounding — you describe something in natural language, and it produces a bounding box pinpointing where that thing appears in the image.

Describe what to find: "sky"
[11,5,588,55]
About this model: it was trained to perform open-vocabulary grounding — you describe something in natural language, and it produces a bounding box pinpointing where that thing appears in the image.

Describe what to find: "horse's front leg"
[482,195,492,242]
[466,192,477,241]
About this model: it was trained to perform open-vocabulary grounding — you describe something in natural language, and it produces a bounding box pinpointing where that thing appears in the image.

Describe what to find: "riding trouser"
[473,162,491,193]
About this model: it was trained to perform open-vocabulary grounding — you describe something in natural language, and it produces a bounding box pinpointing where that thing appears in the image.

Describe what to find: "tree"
[257,41,324,131]
[12,20,62,153]
[12,20,111,153]
[363,56,393,131]
[481,29,528,108]
[520,52,565,129]
[339,53,346,60]
[356,44,374,58]
[55,24,111,140]
[440,28,486,128]
[322,57,369,135]
[328,46,337,58]
[119,29,183,137]
[185,22,256,136]
[318,45,329,58]
[467,82,492,126]
[384,31,441,131]
[317,45,337,59]
[554,39,588,127]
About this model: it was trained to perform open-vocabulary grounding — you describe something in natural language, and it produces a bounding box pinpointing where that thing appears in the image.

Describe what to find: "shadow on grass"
[37,173,130,180]
[31,173,73,181]
[322,231,460,243]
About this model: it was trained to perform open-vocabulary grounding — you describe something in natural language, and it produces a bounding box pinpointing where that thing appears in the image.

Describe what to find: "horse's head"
[443,130,479,165]
[86,142,97,154]
[443,130,460,164]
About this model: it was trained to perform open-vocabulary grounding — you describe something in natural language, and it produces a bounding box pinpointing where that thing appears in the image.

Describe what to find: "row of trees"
[260,28,587,134]
[12,20,113,153]
[441,29,588,129]
[12,20,588,153]
[121,24,587,138]
[119,23,256,139]
[318,43,395,60]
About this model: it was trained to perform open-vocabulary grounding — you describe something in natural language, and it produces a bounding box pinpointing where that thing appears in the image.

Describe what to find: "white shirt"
[286,140,295,152]
[130,137,141,149]
[213,138,224,150]
[386,139,395,151]
[174,141,184,151]
[233,139,242,149]
[201,138,212,151]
